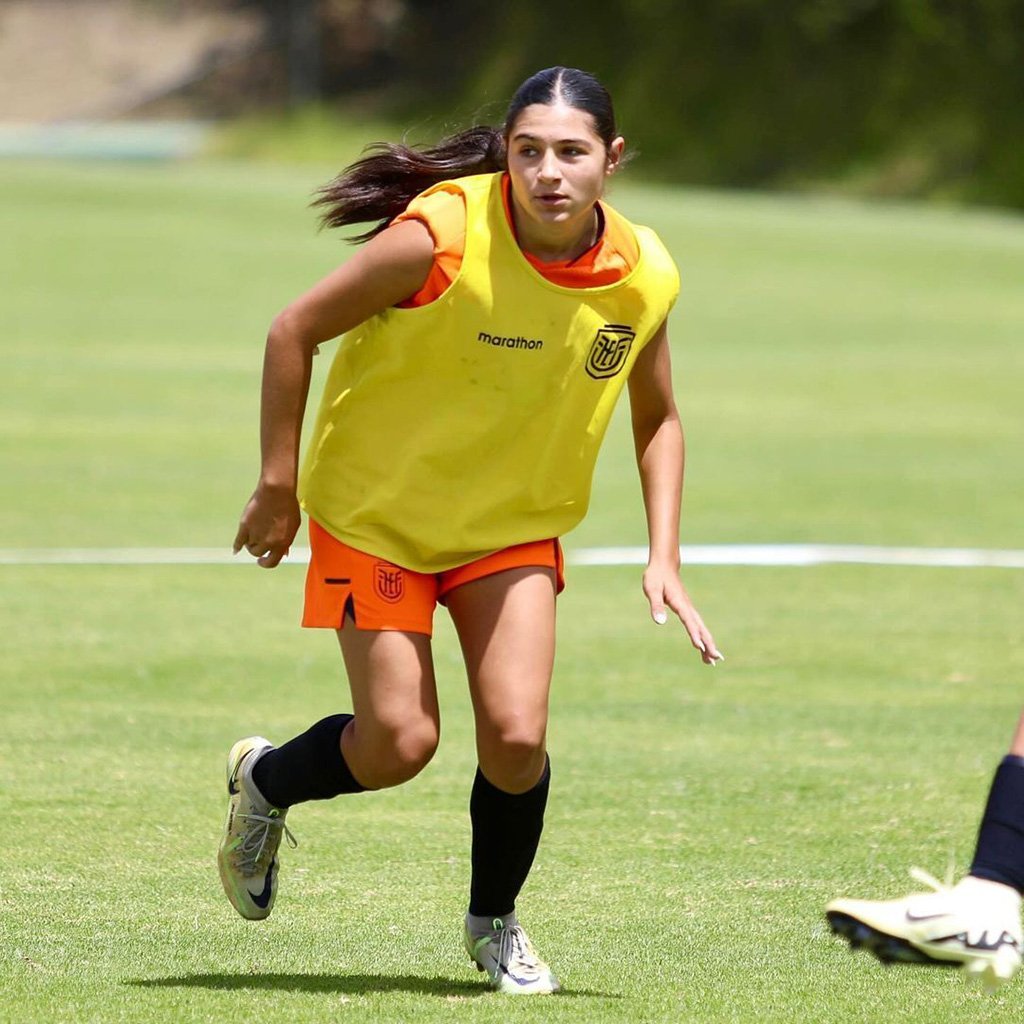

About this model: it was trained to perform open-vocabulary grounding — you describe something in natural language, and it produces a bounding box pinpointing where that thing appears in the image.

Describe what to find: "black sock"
[251,714,366,808]
[970,755,1024,893]
[468,758,550,917]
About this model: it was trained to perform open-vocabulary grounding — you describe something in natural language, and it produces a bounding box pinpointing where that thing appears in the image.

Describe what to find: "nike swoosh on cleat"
[905,911,951,922]
[247,862,276,909]
[494,961,544,986]
[228,757,243,795]
[506,972,540,986]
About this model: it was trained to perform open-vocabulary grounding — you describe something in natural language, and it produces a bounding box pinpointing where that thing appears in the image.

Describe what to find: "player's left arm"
[627,319,723,665]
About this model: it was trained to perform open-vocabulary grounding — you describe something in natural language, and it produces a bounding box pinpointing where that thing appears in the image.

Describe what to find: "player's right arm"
[233,220,435,567]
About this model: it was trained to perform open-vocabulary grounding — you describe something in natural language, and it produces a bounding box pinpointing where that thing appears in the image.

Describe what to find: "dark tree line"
[390,0,1024,208]
[148,0,1024,208]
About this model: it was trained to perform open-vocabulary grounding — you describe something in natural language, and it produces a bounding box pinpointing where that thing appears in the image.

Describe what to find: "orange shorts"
[303,519,565,636]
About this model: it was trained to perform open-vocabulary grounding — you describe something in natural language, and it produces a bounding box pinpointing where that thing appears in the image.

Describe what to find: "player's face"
[505,102,623,239]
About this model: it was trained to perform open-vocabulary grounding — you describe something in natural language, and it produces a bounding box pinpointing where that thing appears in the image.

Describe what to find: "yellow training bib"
[300,173,680,572]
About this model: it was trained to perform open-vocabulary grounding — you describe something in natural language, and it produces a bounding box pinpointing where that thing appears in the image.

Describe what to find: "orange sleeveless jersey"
[392,174,639,306]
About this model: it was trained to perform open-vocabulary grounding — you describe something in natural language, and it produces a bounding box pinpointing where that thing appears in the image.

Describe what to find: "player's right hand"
[233,483,301,568]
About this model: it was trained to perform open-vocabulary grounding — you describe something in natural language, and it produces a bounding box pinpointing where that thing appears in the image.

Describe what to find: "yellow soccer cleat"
[217,736,296,920]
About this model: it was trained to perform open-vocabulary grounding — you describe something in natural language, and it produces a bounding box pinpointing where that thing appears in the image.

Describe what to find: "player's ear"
[606,137,625,176]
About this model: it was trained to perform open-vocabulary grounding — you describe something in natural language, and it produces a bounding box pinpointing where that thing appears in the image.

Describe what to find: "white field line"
[0,544,1023,568]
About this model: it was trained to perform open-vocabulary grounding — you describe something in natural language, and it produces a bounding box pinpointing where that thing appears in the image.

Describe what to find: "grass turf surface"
[2,157,1023,1022]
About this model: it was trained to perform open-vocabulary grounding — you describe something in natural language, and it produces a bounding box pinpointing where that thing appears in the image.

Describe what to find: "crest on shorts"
[585,324,635,379]
[373,563,404,604]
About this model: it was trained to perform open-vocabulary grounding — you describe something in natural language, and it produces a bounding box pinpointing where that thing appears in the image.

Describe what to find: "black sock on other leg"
[970,754,1024,893]
[251,714,365,808]
[468,758,551,918]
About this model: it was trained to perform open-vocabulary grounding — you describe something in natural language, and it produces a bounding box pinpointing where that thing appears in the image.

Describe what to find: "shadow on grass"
[128,972,620,999]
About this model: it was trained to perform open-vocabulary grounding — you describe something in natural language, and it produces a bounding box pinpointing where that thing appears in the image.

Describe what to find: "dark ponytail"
[313,126,506,242]
[315,66,618,242]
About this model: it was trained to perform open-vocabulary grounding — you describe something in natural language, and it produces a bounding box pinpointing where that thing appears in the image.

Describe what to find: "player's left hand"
[643,563,724,666]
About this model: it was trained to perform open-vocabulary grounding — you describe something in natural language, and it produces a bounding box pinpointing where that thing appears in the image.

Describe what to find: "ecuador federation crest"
[373,562,405,604]
[585,324,636,379]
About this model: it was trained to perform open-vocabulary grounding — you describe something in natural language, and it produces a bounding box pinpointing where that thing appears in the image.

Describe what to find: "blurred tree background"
[433,0,1024,209]
[247,0,1024,207]
[4,0,1022,208]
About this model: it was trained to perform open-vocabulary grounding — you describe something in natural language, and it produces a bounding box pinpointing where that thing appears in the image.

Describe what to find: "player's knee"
[393,722,440,780]
[480,724,546,792]
[367,719,439,788]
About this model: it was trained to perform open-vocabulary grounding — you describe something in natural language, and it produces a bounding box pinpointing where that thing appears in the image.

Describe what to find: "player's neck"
[512,205,599,264]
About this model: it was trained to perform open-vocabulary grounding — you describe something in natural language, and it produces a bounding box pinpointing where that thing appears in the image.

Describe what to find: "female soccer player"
[219,66,722,995]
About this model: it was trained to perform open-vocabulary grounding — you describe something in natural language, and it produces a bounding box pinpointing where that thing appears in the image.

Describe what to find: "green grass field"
[2,154,1023,1023]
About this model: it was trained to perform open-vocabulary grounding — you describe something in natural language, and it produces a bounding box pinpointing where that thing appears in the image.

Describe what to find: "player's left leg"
[445,566,560,995]
[827,707,1024,989]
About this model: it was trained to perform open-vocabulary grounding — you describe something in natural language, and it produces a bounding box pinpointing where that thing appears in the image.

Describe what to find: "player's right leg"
[333,625,441,791]
[218,526,441,920]
[217,628,439,920]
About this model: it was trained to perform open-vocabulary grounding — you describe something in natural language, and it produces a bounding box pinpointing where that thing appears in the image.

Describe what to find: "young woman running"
[219,65,722,995]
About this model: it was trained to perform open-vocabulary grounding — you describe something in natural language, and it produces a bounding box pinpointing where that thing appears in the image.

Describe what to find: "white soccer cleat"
[217,736,296,920]
[826,870,1022,990]
[464,915,560,995]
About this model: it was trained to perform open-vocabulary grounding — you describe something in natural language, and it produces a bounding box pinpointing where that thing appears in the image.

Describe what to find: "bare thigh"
[336,624,440,790]
[445,566,557,793]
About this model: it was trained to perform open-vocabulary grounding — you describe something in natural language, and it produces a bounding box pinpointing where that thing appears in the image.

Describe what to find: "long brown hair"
[313,67,620,242]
